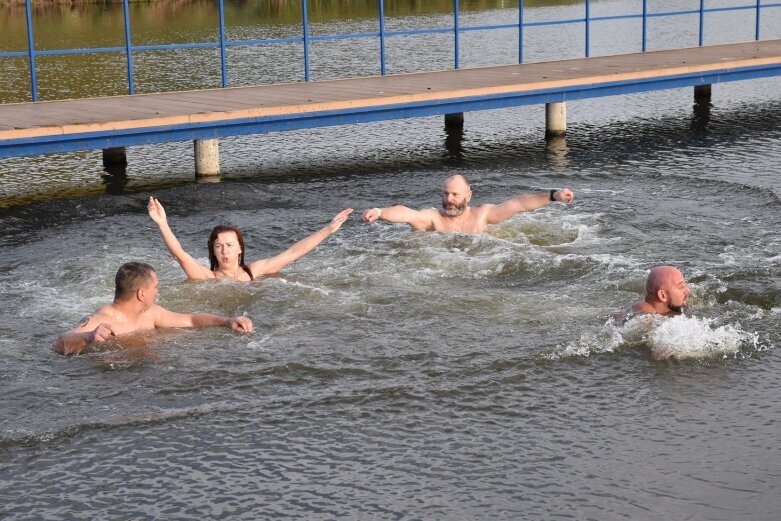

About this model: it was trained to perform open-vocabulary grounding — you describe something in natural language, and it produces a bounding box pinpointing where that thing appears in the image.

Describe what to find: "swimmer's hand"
[325,208,354,234]
[552,188,575,204]
[147,196,168,226]
[361,207,382,223]
[54,322,116,356]
[229,316,253,333]
[90,323,116,344]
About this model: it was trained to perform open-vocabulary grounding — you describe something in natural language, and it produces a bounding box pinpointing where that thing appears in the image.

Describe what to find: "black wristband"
[549,189,557,202]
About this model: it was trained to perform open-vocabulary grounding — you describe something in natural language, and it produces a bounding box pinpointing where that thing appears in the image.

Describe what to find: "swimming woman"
[147,196,352,281]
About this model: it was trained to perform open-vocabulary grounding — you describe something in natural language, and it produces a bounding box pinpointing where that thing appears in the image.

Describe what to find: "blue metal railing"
[585,0,591,58]
[379,0,387,75]
[454,0,461,69]
[518,0,525,64]
[642,0,648,52]
[3,0,780,102]
[218,0,228,88]
[122,0,135,95]
[23,0,37,102]
[302,0,311,81]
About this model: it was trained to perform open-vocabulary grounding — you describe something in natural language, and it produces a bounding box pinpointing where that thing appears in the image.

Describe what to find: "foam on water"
[548,322,626,359]
[551,314,763,361]
[347,210,620,287]
[636,315,760,361]
[265,277,331,297]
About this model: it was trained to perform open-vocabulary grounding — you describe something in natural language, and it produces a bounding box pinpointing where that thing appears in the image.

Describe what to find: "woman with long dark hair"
[147,197,352,281]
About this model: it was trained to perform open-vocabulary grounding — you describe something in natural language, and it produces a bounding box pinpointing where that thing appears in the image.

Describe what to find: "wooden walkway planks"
[1,39,780,151]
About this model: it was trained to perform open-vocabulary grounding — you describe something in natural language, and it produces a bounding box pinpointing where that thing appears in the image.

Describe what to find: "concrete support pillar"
[444,112,464,128]
[194,139,220,177]
[102,147,127,167]
[694,84,712,100]
[545,102,567,137]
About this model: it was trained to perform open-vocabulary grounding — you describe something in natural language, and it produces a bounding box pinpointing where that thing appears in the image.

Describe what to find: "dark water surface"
[2,1,781,519]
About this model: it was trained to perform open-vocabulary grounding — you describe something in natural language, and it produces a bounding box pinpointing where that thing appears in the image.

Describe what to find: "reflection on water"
[1,1,781,519]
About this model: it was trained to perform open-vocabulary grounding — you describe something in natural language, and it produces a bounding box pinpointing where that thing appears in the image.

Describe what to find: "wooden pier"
[1,39,780,175]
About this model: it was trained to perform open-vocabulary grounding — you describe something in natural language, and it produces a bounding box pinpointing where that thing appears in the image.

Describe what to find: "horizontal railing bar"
[695,4,772,15]
[524,17,585,28]
[2,4,780,62]
[460,23,517,32]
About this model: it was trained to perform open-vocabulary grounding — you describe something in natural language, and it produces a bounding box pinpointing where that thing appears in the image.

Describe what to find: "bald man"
[361,174,574,234]
[630,266,691,316]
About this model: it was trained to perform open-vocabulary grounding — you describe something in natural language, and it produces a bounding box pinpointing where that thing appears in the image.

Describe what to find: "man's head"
[645,265,690,314]
[114,262,158,305]
[441,174,472,217]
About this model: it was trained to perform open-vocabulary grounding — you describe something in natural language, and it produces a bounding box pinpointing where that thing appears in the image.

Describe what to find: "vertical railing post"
[642,0,648,52]
[755,0,761,40]
[453,0,460,69]
[218,0,228,87]
[24,0,38,101]
[379,0,386,75]
[518,0,524,63]
[122,0,135,94]
[585,0,591,57]
[302,0,311,81]
[698,0,705,46]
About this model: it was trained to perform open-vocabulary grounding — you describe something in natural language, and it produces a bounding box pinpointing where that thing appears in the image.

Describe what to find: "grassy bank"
[0,0,159,5]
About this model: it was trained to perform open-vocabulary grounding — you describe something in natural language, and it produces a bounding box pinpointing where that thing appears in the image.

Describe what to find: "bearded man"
[361,174,574,234]
[629,266,691,316]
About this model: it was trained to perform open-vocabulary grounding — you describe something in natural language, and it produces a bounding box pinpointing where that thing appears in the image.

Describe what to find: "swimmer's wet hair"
[115,262,156,301]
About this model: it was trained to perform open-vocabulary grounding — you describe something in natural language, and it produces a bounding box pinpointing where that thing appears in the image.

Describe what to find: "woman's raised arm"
[147,197,214,280]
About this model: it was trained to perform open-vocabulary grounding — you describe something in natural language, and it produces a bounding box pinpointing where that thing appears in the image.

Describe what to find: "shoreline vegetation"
[0,0,155,4]
[3,0,573,7]
[0,0,575,12]
[0,1,161,4]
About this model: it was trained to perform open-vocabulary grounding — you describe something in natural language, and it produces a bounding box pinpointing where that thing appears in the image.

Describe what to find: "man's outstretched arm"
[484,188,574,225]
[361,205,436,230]
[153,306,253,333]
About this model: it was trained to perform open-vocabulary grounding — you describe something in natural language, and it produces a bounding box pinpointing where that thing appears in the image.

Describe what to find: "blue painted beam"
[1,63,780,159]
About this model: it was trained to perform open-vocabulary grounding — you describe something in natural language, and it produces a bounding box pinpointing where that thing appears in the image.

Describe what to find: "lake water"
[1,1,781,519]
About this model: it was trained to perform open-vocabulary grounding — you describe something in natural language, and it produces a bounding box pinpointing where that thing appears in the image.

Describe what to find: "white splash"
[551,324,625,359]
[621,314,759,361]
[551,314,760,361]
[267,278,331,296]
